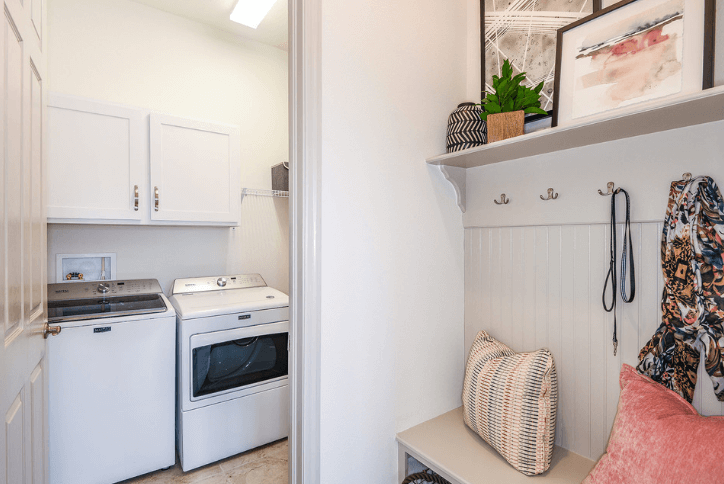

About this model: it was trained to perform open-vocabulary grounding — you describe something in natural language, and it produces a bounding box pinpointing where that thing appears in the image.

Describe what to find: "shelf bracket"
[439,165,466,213]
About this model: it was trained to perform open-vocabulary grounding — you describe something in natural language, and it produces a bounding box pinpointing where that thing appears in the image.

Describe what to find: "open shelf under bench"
[428,85,724,170]
[396,407,595,484]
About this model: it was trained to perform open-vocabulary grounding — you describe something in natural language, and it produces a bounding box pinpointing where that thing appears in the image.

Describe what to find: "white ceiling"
[130,0,288,49]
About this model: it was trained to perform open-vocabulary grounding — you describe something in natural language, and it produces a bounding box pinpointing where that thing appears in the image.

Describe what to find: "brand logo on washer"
[238,314,251,320]
[94,327,111,333]
[55,289,69,293]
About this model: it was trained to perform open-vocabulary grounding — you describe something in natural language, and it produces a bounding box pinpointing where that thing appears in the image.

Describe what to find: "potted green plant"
[480,59,547,143]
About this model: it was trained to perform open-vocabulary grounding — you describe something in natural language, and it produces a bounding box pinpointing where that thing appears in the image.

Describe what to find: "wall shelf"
[240,188,289,204]
[429,85,724,212]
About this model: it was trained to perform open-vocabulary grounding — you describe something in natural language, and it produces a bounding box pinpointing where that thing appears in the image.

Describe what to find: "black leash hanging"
[602,187,635,356]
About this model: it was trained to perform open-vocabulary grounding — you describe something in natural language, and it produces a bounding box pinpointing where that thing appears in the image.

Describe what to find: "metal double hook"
[600,174,692,197]
[493,194,510,205]
[598,182,620,196]
[540,188,558,201]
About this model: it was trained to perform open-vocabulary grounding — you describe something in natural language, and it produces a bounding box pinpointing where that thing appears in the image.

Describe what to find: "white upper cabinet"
[48,94,145,221]
[150,114,240,224]
[47,95,241,226]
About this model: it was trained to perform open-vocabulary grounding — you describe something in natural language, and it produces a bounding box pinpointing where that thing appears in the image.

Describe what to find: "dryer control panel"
[171,274,267,295]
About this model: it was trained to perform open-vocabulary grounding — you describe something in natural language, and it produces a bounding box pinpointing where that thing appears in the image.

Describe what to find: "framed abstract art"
[481,1,602,112]
[552,0,715,127]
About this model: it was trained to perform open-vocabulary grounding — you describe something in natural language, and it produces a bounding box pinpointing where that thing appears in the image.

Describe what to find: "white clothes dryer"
[169,274,289,471]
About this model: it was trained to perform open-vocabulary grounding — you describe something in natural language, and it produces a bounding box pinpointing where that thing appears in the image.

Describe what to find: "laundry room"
[46,0,289,294]
[44,0,290,482]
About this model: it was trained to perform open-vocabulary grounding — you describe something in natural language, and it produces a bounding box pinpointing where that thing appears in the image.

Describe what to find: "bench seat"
[396,407,596,484]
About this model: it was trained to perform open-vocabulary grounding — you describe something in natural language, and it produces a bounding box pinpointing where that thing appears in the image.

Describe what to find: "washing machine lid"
[169,274,288,319]
[47,279,170,323]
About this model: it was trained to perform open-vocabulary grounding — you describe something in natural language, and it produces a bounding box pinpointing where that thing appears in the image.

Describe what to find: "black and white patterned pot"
[446,102,487,153]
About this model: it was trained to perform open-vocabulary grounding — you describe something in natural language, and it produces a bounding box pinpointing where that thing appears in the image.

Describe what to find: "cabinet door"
[150,114,240,225]
[47,94,145,221]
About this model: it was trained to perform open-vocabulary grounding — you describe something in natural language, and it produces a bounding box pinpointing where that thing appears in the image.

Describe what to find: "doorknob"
[43,323,61,339]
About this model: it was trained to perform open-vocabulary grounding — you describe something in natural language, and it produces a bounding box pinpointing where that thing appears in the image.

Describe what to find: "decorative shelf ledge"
[429,86,724,168]
[428,86,724,212]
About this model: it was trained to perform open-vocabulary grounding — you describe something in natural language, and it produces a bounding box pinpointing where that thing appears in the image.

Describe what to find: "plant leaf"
[498,79,509,99]
[502,60,512,79]
[524,107,548,115]
[511,73,526,86]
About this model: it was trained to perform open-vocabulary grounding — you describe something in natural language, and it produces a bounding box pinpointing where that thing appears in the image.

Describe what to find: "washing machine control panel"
[171,274,267,295]
[48,279,164,300]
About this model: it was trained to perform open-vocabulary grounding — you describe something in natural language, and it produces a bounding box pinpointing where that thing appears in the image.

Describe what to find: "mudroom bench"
[396,407,596,484]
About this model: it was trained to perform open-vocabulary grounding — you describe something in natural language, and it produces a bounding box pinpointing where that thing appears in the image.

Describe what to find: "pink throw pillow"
[584,364,724,484]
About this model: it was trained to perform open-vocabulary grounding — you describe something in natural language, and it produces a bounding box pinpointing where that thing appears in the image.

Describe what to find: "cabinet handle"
[133,185,139,211]
[154,187,159,212]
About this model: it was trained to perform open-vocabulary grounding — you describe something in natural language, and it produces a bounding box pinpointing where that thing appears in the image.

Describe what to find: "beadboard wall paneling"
[464,223,724,461]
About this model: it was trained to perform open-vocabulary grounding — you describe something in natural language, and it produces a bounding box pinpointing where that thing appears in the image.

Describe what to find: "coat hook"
[598,182,618,196]
[540,188,559,201]
[682,172,692,182]
[493,194,510,205]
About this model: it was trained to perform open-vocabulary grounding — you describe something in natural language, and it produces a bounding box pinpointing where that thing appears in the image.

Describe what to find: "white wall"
[319,0,468,482]
[464,120,724,228]
[47,196,289,293]
[47,0,289,293]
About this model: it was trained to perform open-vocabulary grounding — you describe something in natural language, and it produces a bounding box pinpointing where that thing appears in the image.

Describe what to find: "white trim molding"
[289,0,322,482]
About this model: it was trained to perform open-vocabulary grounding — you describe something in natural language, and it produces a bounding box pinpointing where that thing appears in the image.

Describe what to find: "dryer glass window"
[192,332,288,397]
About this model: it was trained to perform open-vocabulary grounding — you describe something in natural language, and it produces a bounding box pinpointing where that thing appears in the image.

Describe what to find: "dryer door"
[189,321,288,401]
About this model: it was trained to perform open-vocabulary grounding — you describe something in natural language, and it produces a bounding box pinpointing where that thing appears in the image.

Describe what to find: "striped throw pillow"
[462,331,558,476]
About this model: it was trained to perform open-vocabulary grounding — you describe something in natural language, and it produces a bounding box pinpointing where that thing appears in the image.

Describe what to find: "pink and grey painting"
[571,0,684,120]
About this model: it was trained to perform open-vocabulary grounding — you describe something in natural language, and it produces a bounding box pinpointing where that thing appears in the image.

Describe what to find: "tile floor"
[118,439,288,484]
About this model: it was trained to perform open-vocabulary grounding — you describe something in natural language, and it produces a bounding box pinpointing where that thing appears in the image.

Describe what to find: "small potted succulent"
[480,59,547,143]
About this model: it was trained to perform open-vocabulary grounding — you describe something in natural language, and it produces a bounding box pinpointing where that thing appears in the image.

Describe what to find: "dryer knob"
[97,283,110,293]
[217,277,227,287]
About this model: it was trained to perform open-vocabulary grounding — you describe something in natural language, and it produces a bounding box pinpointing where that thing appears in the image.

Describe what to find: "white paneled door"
[1,0,48,482]
[150,114,240,224]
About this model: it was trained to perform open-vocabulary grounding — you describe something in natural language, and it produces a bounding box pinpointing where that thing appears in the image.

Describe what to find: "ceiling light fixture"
[230,0,277,29]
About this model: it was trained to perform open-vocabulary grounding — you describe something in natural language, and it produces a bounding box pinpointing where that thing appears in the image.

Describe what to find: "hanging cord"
[602,188,635,356]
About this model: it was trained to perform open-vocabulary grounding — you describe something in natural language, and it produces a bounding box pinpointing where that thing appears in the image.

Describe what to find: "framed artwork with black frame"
[480,1,603,113]
[552,0,715,127]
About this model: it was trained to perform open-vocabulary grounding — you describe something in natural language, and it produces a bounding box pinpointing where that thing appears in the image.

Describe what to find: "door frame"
[288,0,322,482]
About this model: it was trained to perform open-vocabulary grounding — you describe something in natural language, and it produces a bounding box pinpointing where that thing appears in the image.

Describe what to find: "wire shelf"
[241,188,289,203]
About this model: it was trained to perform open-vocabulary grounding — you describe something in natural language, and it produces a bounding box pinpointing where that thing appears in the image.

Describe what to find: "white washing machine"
[47,279,176,484]
[169,274,289,471]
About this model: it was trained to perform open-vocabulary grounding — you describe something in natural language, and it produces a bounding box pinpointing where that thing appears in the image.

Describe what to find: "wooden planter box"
[486,111,524,143]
